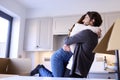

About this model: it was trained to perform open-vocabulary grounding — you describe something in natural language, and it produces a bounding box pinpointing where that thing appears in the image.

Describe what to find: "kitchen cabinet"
[24,17,53,51]
[53,15,82,35]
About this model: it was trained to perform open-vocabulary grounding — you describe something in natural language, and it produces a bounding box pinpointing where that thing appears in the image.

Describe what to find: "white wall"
[0,0,26,58]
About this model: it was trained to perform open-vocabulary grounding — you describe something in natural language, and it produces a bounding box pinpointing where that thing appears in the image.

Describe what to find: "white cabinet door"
[24,18,39,51]
[53,15,81,35]
[37,18,53,50]
[24,18,53,51]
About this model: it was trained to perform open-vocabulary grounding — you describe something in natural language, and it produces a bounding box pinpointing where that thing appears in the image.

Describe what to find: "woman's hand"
[62,44,71,51]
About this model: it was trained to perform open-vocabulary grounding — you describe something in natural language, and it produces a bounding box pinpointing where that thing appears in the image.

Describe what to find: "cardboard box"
[0,58,32,76]
[93,19,120,54]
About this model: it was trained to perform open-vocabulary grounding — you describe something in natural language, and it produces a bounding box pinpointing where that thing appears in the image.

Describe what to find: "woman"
[30,11,103,78]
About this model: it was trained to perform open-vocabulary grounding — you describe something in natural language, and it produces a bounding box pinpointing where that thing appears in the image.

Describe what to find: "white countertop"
[0,76,115,80]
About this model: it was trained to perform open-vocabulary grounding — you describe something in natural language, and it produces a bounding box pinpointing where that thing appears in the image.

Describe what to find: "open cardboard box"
[0,58,32,77]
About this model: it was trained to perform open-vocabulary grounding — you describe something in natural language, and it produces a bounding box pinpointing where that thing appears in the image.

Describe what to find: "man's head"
[82,11,103,27]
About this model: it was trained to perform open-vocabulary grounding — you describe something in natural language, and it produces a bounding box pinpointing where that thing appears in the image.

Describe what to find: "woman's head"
[78,11,103,27]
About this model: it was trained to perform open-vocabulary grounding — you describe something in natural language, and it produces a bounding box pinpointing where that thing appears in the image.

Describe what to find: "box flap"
[93,23,115,54]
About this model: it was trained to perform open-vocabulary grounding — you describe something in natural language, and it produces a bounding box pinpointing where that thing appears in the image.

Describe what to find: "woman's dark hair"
[86,11,103,27]
[77,14,86,24]
[68,14,86,36]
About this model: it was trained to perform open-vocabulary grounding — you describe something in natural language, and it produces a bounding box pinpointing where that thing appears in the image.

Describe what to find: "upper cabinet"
[53,15,82,35]
[52,12,120,36]
[23,11,120,51]
[24,17,53,51]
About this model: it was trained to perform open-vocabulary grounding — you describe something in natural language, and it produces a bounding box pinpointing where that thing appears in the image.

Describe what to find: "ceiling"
[14,0,120,17]
[15,0,87,9]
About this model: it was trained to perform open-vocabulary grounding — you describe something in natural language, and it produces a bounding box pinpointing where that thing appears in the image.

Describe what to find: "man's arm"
[64,30,92,45]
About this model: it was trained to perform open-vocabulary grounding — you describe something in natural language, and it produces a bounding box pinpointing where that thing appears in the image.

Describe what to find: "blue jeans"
[39,48,73,77]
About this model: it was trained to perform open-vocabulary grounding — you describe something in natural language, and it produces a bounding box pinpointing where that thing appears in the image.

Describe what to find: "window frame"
[0,11,13,58]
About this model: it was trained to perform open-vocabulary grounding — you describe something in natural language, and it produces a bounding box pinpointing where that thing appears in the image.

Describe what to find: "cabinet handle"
[36,45,40,48]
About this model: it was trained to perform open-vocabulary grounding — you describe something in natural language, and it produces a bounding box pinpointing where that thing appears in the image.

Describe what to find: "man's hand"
[92,27,102,38]
[62,44,71,51]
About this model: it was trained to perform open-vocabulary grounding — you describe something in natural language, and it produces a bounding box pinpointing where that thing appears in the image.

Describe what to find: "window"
[0,11,13,58]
